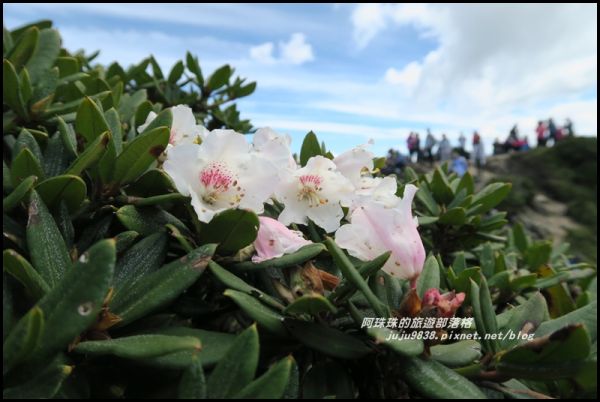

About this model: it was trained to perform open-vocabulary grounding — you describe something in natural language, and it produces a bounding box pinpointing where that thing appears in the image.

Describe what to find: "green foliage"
[3,19,596,399]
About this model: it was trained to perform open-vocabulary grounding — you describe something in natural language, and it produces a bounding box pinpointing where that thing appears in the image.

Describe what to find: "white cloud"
[351,4,387,49]
[280,33,314,65]
[250,33,314,65]
[249,42,276,64]
[384,62,422,89]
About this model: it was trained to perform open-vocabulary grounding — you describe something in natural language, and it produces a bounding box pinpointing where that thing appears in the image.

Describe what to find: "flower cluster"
[158,105,425,280]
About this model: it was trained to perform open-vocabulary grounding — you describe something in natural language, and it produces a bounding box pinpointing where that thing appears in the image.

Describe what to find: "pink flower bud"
[422,288,466,318]
[253,217,312,262]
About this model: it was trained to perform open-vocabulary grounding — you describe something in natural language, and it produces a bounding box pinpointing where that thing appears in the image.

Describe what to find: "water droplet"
[78,302,93,316]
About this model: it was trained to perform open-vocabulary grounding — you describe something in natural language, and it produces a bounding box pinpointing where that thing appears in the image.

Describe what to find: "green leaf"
[35,174,86,212]
[206,64,231,91]
[26,190,71,288]
[33,238,115,361]
[302,360,355,399]
[325,237,388,318]
[114,230,139,253]
[285,319,371,359]
[430,340,481,367]
[7,26,38,70]
[113,232,168,291]
[329,250,391,303]
[416,185,441,216]
[55,56,80,77]
[438,207,466,225]
[535,300,596,343]
[64,131,111,176]
[416,255,440,299]
[144,327,235,369]
[111,126,169,186]
[479,276,499,353]
[186,51,204,85]
[110,244,216,327]
[499,292,549,348]
[178,358,206,399]
[469,279,491,353]
[233,243,326,271]
[137,107,172,135]
[284,294,337,315]
[497,325,591,380]
[2,306,44,375]
[168,60,185,83]
[3,175,37,212]
[14,128,43,162]
[223,289,287,336]
[367,327,424,356]
[468,182,512,215]
[57,116,77,157]
[401,357,486,399]
[234,82,257,98]
[3,249,50,301]
[200,208,260,254]
[299,131,322,167]
[73,335,201,359]
[75,96,110,143]
[10,148,44,185]
[25,28,60,84]
[115,205,190,236]
[209,261,284,311]
[3,359,72,399]
[207,325,259,398]
[235,356,293,399]
[431,168,454,204]
[369,270,404,311]
[3,59,28,118]
[456,171,475,194]
[126,168,176,197]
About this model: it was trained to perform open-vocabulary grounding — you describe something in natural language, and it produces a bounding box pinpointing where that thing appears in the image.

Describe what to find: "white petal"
[199,129,249,161]
[163,144,201,196]
[307,202,344,233]
[333,144,374,187]
[137,111,157,134]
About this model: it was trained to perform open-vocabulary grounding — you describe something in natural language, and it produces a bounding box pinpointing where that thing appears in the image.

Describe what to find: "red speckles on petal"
[200,162,233,191]
[299,174,323,187]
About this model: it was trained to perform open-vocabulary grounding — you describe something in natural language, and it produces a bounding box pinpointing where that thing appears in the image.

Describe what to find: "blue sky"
[4,3,597,156]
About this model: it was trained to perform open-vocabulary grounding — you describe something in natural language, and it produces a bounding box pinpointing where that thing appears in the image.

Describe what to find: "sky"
[3,3,597,156]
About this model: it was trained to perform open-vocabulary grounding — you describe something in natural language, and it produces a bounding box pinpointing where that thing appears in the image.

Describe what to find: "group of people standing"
[493,118,574,155]
[407,130,485,166]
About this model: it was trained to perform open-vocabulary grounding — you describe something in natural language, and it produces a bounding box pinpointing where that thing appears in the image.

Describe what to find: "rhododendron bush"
[3,21,597,399]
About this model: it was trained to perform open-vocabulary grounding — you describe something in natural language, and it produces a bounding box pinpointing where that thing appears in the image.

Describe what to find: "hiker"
[472,131,486,169]
[414,133,421,162]
[493,138,504,155]
[548,118,558,143]
[536,120,548,147]
[564,118,574,137]
[506,124,520,152]
[438,134,452,162]
[450,151,468,177]
[407,132,417,163]
[424,129,437,163]
[458,132,466,152]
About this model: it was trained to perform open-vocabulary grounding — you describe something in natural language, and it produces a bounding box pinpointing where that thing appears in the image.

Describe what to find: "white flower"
[163,130,277,223]
[352,176,401,210]
[138,105,207,146]
[335,184,425,280]
[333,141,374,188]
[276,155,354,233]
[252,127,297,171]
